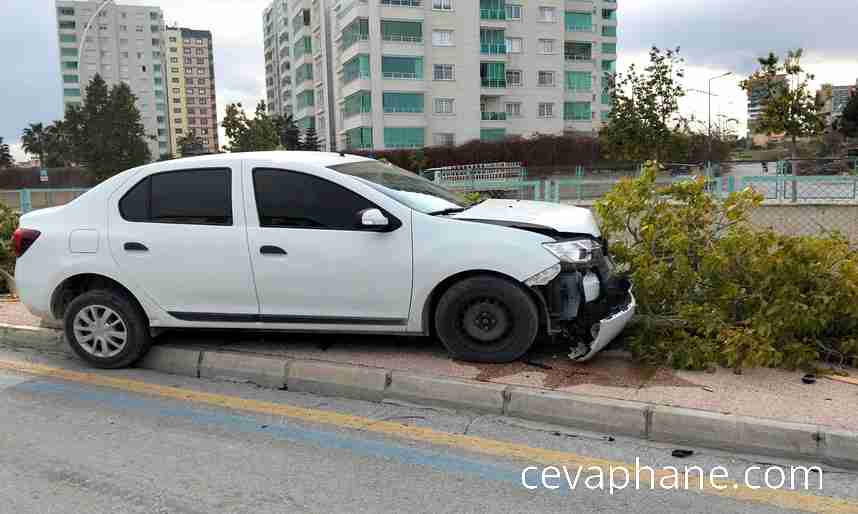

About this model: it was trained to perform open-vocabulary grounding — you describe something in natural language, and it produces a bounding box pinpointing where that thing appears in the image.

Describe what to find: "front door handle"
[124,242,148,252]
[260,245,287,256]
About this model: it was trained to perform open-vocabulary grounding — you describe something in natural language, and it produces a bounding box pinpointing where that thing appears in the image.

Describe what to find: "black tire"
[64,289,151,369]
[435,276,539,363]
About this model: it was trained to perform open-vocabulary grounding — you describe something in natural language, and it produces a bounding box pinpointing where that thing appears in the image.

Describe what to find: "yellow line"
[1,357,856,514]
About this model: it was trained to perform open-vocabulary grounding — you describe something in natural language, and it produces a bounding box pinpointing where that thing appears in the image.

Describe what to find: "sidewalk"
[3,299,856,432]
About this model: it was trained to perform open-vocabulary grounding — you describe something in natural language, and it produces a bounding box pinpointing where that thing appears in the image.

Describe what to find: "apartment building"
[264,0,618,152]
[55,1,170,159]
[164,27,221,156]
[263,0,337,151]
[746,74,786,135]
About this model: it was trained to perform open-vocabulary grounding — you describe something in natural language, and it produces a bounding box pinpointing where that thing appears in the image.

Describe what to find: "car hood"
[451,199,601,237]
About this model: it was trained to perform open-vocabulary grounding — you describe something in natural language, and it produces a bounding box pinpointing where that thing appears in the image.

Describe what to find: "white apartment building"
[264,0,617,152]
[56,1,171,159]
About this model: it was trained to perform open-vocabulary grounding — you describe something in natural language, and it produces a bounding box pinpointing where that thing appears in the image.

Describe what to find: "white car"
[14,152,634,369]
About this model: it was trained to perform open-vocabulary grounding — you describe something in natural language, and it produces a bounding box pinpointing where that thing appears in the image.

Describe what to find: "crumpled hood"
[451,199,601,237]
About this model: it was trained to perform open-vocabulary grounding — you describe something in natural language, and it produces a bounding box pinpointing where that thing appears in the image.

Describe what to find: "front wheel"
[435,276,539,363]
[64,289,151,369]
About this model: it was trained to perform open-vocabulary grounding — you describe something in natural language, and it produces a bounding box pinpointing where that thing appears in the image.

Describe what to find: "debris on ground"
[671,449,694,458]
[827,375,858,387]
[801,374,817,385]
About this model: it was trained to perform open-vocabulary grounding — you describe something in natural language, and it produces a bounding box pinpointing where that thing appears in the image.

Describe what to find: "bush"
[596,163,858,371]
[0,205,19,294]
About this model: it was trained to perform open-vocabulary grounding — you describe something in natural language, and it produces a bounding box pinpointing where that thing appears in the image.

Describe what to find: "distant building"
[746,74,786,137]
[55,1,170,159]
[832,85,856,120]
[164,27,220,156]
[263,0,619,152]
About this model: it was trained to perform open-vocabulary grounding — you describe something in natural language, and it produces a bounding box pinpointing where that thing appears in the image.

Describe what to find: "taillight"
[13,228,41,258]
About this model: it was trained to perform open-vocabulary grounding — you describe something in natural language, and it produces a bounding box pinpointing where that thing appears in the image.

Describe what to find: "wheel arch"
[420,269,549,337]
[50,273,149,324]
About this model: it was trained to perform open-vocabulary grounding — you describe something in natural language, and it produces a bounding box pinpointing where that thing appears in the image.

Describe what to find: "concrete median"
[4,324,858,470]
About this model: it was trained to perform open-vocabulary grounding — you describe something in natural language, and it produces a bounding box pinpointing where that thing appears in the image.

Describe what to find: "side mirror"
[358,208,391,230]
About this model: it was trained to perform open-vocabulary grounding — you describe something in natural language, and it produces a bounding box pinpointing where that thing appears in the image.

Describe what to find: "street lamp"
[708,71,733,161]
[78,0,115,64]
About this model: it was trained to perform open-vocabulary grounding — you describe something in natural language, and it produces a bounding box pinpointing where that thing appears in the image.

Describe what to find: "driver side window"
[252,168,376,230]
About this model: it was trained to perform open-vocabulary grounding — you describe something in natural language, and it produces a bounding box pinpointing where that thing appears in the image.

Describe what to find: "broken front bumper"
[569,288,636,361]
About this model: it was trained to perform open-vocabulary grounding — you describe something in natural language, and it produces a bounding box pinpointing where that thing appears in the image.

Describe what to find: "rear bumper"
[571,289,636,361]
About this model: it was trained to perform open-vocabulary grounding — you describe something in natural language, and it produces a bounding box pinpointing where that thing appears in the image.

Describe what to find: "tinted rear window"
[119,168,232,225]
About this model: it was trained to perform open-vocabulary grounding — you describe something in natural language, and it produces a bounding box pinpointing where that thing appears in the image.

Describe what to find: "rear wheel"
[434,276,539,363]
[64,289,151,369]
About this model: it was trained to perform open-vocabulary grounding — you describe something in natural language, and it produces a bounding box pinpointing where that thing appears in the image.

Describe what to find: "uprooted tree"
[596,162,858,371]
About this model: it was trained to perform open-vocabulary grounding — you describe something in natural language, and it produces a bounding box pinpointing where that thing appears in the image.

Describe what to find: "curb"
[2,325,857,470]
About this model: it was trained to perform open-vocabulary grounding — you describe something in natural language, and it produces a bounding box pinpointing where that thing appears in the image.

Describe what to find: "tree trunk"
[791,135,798,160]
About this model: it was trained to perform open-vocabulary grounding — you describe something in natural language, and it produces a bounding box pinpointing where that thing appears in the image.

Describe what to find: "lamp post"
[78,0,115,65]
[708,71,733,161]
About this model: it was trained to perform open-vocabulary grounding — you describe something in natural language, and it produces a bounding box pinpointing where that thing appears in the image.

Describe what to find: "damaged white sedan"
[15,152,634,369]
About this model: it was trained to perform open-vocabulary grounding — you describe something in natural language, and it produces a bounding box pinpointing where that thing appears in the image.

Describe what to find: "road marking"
[0,357,855,514]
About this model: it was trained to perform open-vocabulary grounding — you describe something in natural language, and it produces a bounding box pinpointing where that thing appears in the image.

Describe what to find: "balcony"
[480,8,506,20]
[480,111,507,121]
[566,24,595,33]
[480,78,506,88]
[480,43,506,55]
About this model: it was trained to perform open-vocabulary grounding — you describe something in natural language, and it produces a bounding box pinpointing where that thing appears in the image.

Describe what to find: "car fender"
[408,213,559,333]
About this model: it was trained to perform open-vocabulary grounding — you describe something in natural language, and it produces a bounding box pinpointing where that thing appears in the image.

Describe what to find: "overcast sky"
[2,0,858,161]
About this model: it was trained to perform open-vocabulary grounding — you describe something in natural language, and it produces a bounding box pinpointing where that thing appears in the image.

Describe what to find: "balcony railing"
[382,33,423,43]
[480,78,507,88]
[382,71,421,79]
[480,43,506,55]
[564,54,592,62]
[566,24,595,33]
[480,111,507,121]
[480,8,506,20]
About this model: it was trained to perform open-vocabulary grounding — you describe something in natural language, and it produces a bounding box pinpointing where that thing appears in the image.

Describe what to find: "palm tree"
[0,137,13,168]
[21,122,46,165]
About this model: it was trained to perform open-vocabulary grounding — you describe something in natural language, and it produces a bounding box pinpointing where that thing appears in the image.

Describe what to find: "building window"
[538,102,554,118]
[434,98,454,114]
[505,102,522,117]
[538,71,555,87]
[433,64,454,81]
[432,30,454,47]
[383,127,425,149]
[505,4,522,20]
[505,37,522,53]
[432,0,453,10]
[538,39,555,54]
[505,70,522,87]
[564,101,592,121]
[434,133,455,146]
[59,20,76,29]
[539,7,556,22]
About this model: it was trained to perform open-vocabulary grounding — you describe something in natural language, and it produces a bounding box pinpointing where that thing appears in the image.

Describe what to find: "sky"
[2,0,858,161]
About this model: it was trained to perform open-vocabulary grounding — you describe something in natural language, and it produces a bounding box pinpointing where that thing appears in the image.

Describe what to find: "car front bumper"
[569,288,636,361]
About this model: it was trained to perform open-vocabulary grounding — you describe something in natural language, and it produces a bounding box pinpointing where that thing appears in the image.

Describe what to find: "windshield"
[330,160,466,214]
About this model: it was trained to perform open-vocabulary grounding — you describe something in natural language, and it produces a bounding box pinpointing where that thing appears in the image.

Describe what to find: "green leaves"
[61,75,151,181]
[222,101,280,153]
[597,162,858,371]
[740,49,825,158]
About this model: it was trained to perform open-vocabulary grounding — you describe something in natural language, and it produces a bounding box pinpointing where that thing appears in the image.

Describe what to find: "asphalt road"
[0,346,856,513]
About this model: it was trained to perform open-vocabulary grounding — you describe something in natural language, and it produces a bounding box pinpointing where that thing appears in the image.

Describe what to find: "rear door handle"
[260,245,287,256]
[124,242,148,252]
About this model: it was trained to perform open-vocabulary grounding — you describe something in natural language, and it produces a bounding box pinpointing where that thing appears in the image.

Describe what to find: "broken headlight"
[542,239,601,264]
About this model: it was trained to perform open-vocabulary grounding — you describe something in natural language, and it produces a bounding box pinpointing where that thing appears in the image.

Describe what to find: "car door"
[108,165,259,318]
[243,161,413,324]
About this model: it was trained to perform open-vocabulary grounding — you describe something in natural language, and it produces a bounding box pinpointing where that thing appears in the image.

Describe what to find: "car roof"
[150,151,373,169]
